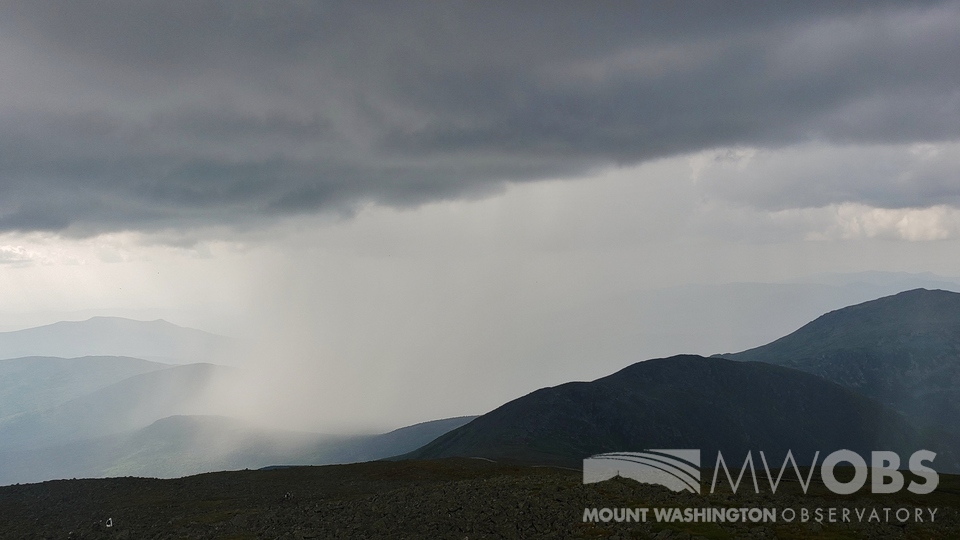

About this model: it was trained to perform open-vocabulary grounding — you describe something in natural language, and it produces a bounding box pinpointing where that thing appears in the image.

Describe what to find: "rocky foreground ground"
[0,458,957,539]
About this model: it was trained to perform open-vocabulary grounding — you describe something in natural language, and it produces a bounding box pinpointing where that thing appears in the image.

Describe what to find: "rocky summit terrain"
[0,458,957,539]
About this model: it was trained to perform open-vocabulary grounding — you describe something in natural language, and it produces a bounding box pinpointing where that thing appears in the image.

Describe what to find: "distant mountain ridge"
[541,272,960,380]
[789,270,960,289]
[723,288,960,434]
[0,317,234,364]
[403,355,957,471]
[0,316,481,485]
[0,362,238,451]
[0,350,478,484]
[0,355,169,419]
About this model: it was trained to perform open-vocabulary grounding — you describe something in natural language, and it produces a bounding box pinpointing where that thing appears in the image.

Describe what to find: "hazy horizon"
[2,273,958,435]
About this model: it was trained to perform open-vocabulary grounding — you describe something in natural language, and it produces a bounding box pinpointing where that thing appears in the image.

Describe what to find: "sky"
[1,1,960,431]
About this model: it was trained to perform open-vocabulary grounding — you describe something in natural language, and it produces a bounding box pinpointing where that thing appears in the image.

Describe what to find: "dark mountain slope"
[405,355,956,471]
[723,288,960,432]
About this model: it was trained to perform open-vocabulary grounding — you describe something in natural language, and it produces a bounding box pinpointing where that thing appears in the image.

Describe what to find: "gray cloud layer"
[695,143,960,211]
[1,1,959,233]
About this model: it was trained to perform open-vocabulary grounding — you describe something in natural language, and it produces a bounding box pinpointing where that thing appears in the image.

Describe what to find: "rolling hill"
[0,362,238,451]
[0,355,169,420]
[404,355,958,471]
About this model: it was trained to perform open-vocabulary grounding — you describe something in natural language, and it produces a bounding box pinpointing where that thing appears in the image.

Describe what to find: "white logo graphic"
[583,450,701,494]
[583,449,938,496]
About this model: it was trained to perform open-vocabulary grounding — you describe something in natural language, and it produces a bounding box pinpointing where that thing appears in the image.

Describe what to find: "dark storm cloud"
[1,1,959,233]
